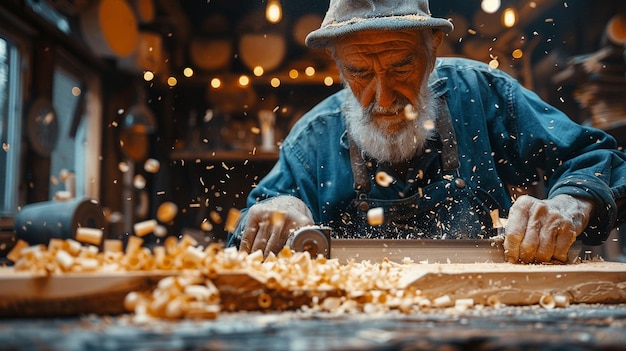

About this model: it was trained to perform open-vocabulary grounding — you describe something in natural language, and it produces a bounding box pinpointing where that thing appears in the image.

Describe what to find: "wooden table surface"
[1,305,625,350]
[2,261,626,317]
[1,262,626,350]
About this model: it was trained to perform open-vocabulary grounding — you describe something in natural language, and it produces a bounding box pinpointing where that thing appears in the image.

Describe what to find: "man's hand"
[503,194,594,264]
[239,196,314,257]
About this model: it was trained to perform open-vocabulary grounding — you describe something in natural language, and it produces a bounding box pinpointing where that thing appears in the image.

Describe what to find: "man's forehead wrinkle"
[335,33,422,64]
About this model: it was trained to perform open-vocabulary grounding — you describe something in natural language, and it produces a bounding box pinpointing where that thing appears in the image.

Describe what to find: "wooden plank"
[0,268,172,317]
[331,239,507,264]
[1,262,625,317]
[401,262,626,306]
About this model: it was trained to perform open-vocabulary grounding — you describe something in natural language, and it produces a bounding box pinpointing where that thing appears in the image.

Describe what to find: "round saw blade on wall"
[26,98,59,157]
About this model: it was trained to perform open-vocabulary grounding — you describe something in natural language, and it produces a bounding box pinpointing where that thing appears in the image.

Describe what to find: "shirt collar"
[429,61,449,99]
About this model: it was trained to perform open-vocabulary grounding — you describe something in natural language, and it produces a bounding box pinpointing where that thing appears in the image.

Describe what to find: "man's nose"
[375,76,395,109]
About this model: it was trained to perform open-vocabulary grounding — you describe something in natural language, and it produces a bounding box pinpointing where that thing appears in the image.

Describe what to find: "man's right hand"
[239,196,314,257]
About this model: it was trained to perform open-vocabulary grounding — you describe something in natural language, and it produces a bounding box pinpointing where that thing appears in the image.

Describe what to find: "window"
[48,54,102,201]
[0,34,101,228]
[0,35,23,220]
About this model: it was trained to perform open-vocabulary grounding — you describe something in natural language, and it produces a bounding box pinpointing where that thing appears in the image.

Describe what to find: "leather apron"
[338,96,504,240]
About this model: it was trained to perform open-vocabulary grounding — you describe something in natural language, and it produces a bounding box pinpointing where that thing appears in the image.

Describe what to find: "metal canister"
[14,197,106,245]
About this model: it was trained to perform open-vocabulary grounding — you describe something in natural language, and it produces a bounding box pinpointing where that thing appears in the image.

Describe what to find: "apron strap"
[350,139,371,194]
[436,96,460,173]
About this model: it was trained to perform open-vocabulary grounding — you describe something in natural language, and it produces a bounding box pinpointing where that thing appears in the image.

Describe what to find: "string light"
[238,75,250,87]
[253,66,264,76]
[210,78,222,89]
[143,71,154,81]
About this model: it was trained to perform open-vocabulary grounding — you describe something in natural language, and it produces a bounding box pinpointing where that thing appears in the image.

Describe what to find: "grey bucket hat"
[305,0,454,49]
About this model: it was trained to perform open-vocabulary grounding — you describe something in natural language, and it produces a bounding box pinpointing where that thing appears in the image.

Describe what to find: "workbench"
[1,305,625,350]
[2,238,626,350]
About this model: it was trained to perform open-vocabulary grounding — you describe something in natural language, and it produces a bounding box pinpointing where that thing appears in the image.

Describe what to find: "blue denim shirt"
[230,57,626,246]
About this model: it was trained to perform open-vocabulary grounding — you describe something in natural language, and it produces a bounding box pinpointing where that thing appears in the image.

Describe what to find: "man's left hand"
[503,194,594,264]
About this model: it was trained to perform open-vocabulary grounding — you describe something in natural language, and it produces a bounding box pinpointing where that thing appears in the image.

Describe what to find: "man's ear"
[432,30,444,51]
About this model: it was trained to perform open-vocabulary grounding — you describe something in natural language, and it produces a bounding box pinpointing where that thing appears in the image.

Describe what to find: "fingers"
[505,195,582,264]
[518,224,539,263]
[553,222,577,263]
[243,209,292,257]
[251,220,271,254]
[531,220,575,263]
[239,226,256,253]
[261,211,285,256]
[503,196,533,263]
[264,223,286,257]
[239,207,265,253]
[534,221,559,263]
[503,231,522,263]
[518,201,547,263]
[239,196,314,256]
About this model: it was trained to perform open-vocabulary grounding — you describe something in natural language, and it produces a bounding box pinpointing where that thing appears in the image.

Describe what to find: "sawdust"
[323,14,430,29]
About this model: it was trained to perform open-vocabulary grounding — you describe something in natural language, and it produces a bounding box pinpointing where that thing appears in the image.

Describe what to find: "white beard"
[343,83,437,164]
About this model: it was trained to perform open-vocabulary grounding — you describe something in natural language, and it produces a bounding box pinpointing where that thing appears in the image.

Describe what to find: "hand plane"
[288,225,582,264]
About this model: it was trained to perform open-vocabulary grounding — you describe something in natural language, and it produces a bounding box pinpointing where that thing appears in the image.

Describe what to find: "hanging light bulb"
[266,0,282,24]
[502,7,518,28]
[481,0,501,14]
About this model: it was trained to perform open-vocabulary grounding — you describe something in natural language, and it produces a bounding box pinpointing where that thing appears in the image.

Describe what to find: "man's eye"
[348,70,372,79]
[352,71,370,79]
[394,69,412,76]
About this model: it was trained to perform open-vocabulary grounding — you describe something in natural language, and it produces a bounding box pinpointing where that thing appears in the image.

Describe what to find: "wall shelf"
[170,149,279,162]
[179,70,341,88]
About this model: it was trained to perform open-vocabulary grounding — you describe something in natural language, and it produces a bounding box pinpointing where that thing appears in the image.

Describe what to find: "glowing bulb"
[481,0,501,14]
[305,66,315,76]
[183,67,194,77]
[266,0,282,24]
[253,66,264,76]
[488,59,499,69]
[71,87,81,97]
[210,78,222,89]
[502,8,517,28]
[143,71,154,81]
[238,75,250,86]
[323,76,334,86]
[289,69,299,79]
[270,77,281,87]
[167,76,177,87]
[512,49,523,59]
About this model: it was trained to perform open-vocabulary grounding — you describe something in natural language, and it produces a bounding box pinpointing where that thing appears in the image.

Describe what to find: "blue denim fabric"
[228,57,626,247]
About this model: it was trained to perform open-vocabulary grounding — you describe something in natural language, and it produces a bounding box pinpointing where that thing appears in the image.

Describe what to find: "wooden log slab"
[0,262,625,318]
[399,262,626,306]
[0,268,171,317]
[213,272,340,312]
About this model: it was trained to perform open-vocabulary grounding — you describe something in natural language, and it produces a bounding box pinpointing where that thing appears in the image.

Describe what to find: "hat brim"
[305,16,454,49]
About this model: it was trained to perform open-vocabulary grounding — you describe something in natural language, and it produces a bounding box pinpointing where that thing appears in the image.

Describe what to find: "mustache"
[364,97,416,117]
